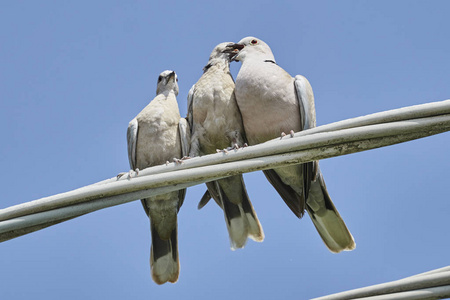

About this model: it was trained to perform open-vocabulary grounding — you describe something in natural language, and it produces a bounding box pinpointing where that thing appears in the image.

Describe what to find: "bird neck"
[157,89,177,98]
[203,59,230,73]
[241,51,276,65]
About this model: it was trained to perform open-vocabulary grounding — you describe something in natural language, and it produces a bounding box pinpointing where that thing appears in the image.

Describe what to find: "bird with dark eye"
[251,39,258,45]
[158,75,163,82]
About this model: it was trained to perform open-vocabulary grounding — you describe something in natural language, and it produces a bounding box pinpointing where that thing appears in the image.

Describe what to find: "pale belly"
[236,84,301,144]
[235,63,302,145]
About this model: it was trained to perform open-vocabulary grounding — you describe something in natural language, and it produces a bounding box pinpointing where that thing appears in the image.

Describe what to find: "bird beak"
[227,43,244,51]
[168,71,176,81]
[224,43,244,61]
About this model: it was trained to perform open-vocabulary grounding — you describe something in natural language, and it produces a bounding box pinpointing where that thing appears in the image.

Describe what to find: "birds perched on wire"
[187,42,264,250]
[125,37,354,284]
[227,36,355,253]
[126,70,190,284]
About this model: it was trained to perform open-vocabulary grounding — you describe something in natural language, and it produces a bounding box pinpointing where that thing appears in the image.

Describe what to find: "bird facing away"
[229,37,355,253]
[187,42,264,249]
[127,70,190,284]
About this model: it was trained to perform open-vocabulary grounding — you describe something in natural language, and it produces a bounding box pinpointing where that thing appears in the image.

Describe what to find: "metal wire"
[1,100,450,244]
[312,268,450,300]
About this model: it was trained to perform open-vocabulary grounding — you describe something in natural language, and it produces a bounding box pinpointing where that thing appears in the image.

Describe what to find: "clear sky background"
[1,1,449,299]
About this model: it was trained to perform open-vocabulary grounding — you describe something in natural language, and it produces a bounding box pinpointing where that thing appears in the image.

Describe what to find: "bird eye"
[176,78,178,82]
[251,39,258,45]
[158,76,162,82]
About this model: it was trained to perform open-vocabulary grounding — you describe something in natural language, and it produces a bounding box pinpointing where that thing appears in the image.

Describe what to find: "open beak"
[227,43,244,51]
[224,43,244,61]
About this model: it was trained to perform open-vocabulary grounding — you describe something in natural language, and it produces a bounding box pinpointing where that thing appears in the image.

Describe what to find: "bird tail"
[211,175,264,250]
[306,173,355,253]
[150,222,180,284]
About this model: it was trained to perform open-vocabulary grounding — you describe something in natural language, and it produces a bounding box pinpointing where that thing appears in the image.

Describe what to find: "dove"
[187,42,264,249]
[127,70,190,284]
[229,37,355,253]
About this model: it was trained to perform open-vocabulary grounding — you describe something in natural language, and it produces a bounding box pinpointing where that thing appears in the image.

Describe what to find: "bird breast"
[135,94,182,167]
[235,61,301,144]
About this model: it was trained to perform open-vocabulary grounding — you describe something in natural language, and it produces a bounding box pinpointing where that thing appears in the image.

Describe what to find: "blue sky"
[1,1,449,299]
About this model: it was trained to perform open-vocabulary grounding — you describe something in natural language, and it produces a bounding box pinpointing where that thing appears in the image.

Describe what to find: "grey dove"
[228,37,355,253]
[187,42,264,249]
[127,70,190,284]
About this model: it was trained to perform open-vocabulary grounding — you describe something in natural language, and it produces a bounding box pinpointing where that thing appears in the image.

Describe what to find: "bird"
[127,70,190,284]
[228,37,355,253]
[187,42,264,249]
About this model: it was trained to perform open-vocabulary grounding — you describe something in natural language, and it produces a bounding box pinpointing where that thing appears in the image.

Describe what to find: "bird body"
[134,93,182,167]
[230,37,355,253]
[127,70,189,284]
[235,59,301,145]
[189,61,241,154]
[188,43,264,249]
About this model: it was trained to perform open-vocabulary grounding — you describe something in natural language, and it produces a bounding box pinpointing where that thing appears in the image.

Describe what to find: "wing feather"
[294,75,317,190]
[127,118,138,170]
[294,75,316,130]
[178,118,190,158]
[186,84,195,131]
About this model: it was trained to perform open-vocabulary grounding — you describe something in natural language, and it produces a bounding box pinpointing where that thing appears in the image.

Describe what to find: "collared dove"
[127,70,190,284]
[187,42,264,249]
[228,37,355,253]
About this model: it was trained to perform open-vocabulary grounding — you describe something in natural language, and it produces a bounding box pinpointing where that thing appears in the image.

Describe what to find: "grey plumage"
[127,70,190,284]
[187,42,264,249]
[229,37,355,253]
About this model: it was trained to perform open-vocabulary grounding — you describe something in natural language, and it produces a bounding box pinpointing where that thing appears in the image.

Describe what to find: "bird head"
[156,70,179,96]
[202,42,237,72]
[226,37,275,63]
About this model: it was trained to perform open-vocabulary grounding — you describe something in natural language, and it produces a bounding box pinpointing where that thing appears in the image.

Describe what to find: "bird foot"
[116,168,139,180]
[173,156,190,164]
[173,158,183,164]
[116,172,126,180]
[216,148,229,154]
[217,142,248,154]
[280,130,295,139]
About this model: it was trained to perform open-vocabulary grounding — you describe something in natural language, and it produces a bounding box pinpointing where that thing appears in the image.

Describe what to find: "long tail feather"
[150,223,180,284]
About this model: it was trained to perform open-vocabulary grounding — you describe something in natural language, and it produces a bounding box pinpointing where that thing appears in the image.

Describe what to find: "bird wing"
[262,169,305,218]
[294,75,318,197]
[186,82,214,209]
[294,75,355,252]
[127,117,138,170]
[294,75,316,130]
[186,84,195,132]
[176,117,190,210]
[178,117,190,158]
